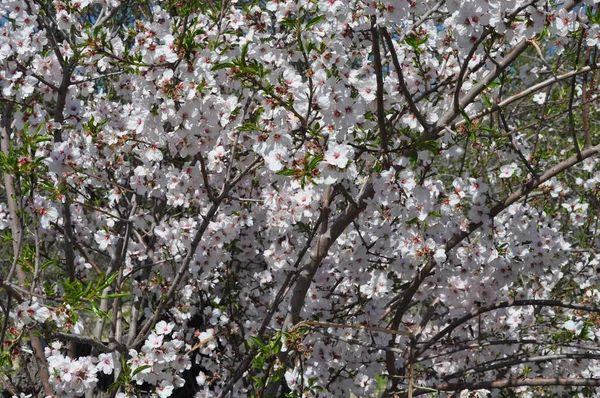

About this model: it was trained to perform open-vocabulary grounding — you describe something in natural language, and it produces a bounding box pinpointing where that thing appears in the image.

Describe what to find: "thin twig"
[381,28,430,133]
[295,320,411,337]
[567,28,585,159]
[371,18,390,169]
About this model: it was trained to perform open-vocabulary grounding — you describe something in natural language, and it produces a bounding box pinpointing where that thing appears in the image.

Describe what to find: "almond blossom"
[1,0,600,397]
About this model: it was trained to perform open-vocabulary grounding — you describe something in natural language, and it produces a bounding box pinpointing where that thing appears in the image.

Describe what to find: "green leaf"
[98,272,119,291]
[249,336,266,349]
[86,301,109,318]
[41,258,60,271]
[211,62,235,71]
[483,94,492,108]
[460,109,472,127]
[470,129,476,142]
[406,217,419,225]
[132,365,152,376]
[107,380,123,392]
[281,17,296,30]
[580,322,594,341]
[240,42,249,67]
[480,127,500,137]
[408,150,418,168]
[307,155,322,170]
[306,15,324,30]
[305,40,317,54]
[251,376,265,388]
[416,140,439,155]
[297,221,312,235]
[269,370,283,384]
[277,169,298,177]
[236,123,260,132]
[404,34,428,50]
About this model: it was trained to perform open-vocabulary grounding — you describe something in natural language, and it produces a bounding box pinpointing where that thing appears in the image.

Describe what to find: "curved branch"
[423,0,585,143]
[453,29,492,116]
[444,353,600,382]
[256,181,374,396]
[419,299,600,357]
[418,339,600,362]
[385,143,600,381]
[461,62,600,131]
[130,158,263,349]
[407,377,600,397]
[444,143,600,251]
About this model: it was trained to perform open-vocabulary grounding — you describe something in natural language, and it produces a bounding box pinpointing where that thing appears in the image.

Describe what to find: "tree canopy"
[1,0,600,397]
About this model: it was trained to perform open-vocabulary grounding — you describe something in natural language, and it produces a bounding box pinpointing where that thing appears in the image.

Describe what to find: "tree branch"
[406,377,600,397]
[418,299,600,357]
[371,18,390,168]
[130,159,263,348]
[381,28,430,134]
[284,180,374,328]
[384,143,600,387]
[443,353,600,381]
[1,105,53,397]
[423,0,585,143]
[48,332,112,354]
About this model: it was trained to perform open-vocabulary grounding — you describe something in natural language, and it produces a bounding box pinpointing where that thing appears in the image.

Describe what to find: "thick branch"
[284,181,374,327]
[218,200,330,398]
[445,143,600,251]
[419,339,600,362]
[257,182,374,397]
[52,59,79,359]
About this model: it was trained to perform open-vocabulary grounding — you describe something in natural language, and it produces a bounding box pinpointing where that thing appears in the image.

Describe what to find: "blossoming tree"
[1,0,600,397]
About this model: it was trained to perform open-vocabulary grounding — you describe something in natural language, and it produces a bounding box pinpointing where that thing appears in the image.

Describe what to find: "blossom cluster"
[125,321,195,398]
[46,342,106,397]
[0,0,599,397]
